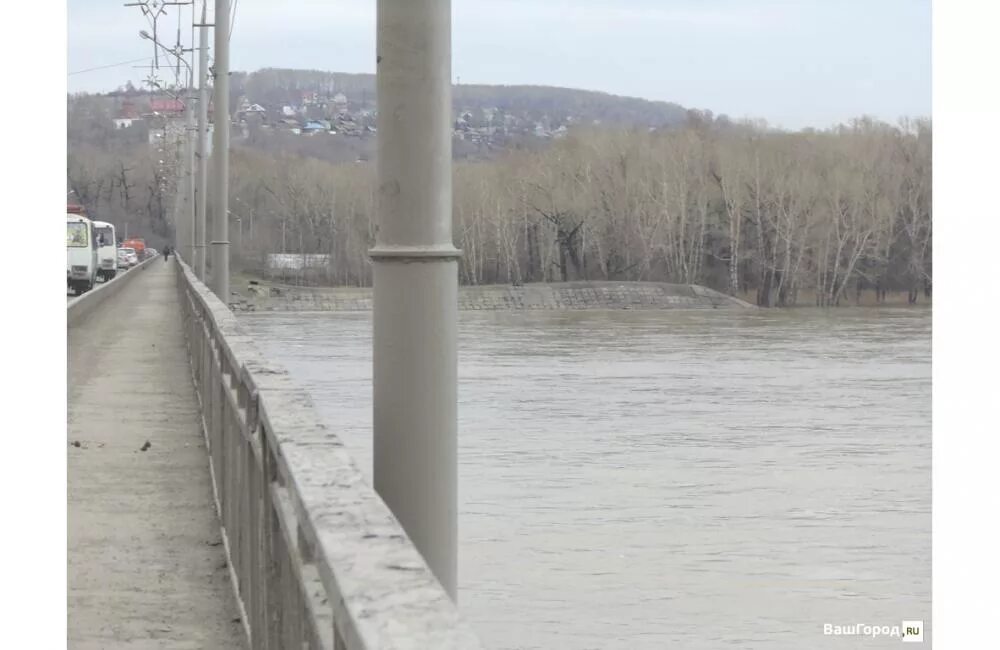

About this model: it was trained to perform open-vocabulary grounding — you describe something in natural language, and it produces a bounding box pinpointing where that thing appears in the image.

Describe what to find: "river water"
[240,307,932,649]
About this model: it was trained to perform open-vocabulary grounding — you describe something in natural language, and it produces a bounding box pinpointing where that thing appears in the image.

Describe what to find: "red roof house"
[149,98,185,114]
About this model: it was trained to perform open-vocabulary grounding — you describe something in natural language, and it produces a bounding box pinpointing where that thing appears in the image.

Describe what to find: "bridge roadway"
[68,259,244,649]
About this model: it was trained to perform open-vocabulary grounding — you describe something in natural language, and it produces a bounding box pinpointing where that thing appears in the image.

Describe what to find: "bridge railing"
[175,258,482,650]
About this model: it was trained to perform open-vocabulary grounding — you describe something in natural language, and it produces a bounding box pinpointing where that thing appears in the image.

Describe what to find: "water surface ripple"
[241,307,931,649]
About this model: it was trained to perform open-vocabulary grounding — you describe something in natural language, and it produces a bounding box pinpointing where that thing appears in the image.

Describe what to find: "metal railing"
[175,257,482,649]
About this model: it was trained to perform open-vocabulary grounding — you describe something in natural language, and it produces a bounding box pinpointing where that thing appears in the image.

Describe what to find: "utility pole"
[371,0,460,600]
[195,0,210,279]
[127,0,195,259]
[185,62,195,263]
[210,0,230,299]
[182,5,195,265]
[124,1,169,68]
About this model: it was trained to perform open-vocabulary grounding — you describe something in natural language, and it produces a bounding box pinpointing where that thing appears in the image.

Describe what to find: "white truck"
[67,212,98,295]
[92,220,118,282]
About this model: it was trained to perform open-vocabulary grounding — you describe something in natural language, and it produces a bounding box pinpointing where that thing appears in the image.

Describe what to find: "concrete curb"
[67,255,160,328]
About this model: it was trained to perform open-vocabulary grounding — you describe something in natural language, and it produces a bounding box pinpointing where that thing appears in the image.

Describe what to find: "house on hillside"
[113,115,141,129]
[148,98,185,116]
[237,102,267,121]
[113,101,142,129]
[302,120,329,134]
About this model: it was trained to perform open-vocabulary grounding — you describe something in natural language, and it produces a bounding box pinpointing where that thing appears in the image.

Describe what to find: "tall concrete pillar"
[186,80,195,264]
[195,0,210,280]
[210,0,230,299]
[371,0,461,600]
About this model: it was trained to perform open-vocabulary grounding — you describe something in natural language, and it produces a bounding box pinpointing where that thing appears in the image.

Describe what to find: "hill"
[78,68,703,164]
[226,68,697,161]
[237,68,691,128]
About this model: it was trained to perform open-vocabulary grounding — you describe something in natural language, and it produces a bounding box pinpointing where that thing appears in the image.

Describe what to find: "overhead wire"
[68,57,153,76]
[230,0,239,43]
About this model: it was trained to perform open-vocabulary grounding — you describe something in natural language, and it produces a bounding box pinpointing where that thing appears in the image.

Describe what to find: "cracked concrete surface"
[68,260,244,649]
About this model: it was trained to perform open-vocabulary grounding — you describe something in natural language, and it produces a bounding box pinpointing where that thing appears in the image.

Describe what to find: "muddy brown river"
[241,307,931,649]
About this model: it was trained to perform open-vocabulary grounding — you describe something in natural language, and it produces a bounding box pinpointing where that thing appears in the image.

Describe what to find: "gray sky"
[67,0,930,130]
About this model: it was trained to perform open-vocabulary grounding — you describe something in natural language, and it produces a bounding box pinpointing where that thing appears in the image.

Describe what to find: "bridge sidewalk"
[68,260,244,649]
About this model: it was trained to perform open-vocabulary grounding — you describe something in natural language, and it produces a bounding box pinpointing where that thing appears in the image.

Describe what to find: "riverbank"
[228,278,756,312]
[734,288,933,308]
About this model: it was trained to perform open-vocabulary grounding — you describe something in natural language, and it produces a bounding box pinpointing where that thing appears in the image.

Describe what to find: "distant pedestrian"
[163,246,171,262]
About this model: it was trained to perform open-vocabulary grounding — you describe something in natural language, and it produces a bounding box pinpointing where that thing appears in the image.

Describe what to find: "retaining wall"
[231,281,755,312]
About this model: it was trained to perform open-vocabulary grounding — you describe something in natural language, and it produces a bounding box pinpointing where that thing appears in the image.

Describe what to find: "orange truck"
[122,238,147,259]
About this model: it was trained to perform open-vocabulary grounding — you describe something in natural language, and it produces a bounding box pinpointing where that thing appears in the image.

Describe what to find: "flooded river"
[241,307,931,649]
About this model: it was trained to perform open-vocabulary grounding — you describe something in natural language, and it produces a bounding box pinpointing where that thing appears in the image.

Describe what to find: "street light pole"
[371,0,460,600]
[227,210,242,268]
[137,24,196,263]
[210,0,230,299]
[195,0,209,280]
[186,64,195,264]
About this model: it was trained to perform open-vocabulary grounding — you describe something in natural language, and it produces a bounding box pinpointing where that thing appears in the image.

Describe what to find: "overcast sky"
[67,0,930,130]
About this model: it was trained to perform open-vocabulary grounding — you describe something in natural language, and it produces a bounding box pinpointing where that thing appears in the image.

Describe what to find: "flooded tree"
[226,117,930,305]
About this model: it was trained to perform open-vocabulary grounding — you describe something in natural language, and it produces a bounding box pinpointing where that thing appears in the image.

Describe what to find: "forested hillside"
[237,68,691,127]
[67,72,931,306]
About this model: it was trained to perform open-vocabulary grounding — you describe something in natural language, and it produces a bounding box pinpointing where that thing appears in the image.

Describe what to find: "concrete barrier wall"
[231,280,756,312]
[174,258,482,650]
[67,255,159,327]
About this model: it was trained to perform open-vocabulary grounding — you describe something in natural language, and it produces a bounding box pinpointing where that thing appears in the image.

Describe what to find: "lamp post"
[140,29,195,264]
[234,195,254,243]
[226,209,243,257]
[371,0,460,600]
[210,0,230,301]
[195,0,210,280]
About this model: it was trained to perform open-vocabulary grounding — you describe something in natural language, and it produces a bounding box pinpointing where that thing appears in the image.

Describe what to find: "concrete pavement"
[67,266,130,300]
[67,259,244,649]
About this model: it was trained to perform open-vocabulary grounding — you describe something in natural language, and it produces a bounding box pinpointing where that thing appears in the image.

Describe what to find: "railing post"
[370,0,460,599]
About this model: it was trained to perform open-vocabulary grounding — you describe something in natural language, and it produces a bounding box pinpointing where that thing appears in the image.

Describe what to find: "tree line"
[68,91,931,306]
[67,93,176,247]
[226,115,931,306]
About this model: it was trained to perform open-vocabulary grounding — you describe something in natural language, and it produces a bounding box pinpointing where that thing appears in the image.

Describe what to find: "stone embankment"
[230,280,755,312]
